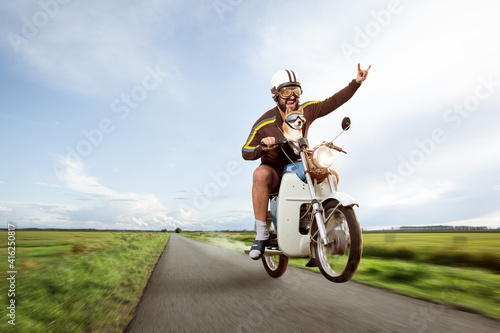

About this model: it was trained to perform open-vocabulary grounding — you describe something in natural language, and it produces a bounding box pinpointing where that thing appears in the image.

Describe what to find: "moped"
[245,117,362,283]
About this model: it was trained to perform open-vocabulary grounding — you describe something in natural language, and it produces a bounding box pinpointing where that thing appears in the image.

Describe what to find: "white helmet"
[270,69,301,101]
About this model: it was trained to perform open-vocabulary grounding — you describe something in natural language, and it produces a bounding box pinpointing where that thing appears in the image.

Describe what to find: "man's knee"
[253,166,272,183]
[253,166,279,187]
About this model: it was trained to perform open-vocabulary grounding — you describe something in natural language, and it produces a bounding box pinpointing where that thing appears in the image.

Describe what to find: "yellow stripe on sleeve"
[242,117,276,151]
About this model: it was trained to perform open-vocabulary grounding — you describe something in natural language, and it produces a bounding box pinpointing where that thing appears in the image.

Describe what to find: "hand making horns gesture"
[356,63,371,84]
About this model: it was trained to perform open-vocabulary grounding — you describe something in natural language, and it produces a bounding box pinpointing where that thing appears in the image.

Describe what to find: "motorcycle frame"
[276,146,358,258]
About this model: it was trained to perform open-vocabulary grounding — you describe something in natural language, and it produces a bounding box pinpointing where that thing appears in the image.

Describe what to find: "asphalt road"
[126,234,499,332]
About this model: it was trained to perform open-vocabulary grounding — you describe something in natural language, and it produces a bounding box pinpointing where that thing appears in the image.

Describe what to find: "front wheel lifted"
[312,201,362,283]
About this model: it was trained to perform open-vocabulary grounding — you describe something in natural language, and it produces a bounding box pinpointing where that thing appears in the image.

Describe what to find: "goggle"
[285,113,306,123]
[285,113,306,129]
[279,87,302,99]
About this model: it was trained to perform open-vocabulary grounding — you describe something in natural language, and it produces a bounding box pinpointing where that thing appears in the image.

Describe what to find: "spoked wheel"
[262,254,289,278]
[261,221,289,278]
[312,200,362,283]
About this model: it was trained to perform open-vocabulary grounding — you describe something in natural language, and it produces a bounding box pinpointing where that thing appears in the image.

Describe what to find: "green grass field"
[363,232,500,272]
[2,230,498,331]
[0,231,169,332]
[363,232,500,254]
[181,232,500,320]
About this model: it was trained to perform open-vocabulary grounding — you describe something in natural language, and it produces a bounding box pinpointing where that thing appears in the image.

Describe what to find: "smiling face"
[277,85,300,111]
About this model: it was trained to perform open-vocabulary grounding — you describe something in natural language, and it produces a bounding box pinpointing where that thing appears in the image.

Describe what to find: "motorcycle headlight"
[312,146,335,168]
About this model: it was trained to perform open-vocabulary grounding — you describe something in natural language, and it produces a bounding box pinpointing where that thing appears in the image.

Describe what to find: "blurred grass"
[363,232,500,254]
[362,233,500,272]
[351,258,500,320]
[181,232,500,320]
[0,231,169,332]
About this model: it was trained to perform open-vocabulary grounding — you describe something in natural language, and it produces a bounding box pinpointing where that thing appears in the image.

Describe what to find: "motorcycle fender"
[321,192,358,208]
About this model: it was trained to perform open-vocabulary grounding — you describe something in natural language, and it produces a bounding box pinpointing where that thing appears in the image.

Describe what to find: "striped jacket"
[242,79,360,175]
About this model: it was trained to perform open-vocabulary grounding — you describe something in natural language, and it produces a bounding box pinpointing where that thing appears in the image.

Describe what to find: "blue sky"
[1,0,499,231]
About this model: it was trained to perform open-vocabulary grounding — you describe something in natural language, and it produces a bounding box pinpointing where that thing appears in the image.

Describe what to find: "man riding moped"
[242,64,370,260]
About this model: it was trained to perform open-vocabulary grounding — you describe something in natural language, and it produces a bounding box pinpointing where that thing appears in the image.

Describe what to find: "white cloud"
[0,201,80,228]
[0,206,12,213]
[441,210,500,229]
[34,182,61,188]
[175,208,202,223]
[51,156,185,229]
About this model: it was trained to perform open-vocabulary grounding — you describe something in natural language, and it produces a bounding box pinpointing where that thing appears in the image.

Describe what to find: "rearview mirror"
[342,117,351,131]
